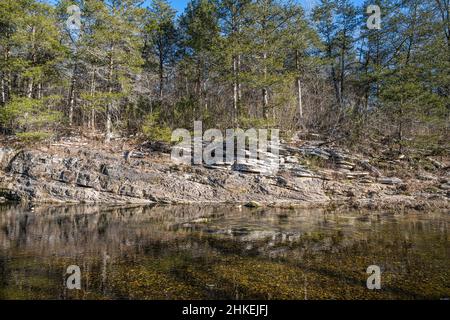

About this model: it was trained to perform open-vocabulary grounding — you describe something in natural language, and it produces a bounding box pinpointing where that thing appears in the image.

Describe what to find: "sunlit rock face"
[1,141,448,208]
[0,204,449,300]
[0,147,330,205]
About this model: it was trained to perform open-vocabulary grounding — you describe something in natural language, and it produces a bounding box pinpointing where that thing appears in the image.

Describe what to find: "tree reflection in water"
[0,203,448,299]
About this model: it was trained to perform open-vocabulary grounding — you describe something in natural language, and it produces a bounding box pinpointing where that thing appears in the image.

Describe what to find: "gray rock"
[59,170,76,183]
[378,177,403,185]
[298,147,330,159]
[1,141,445,208]
[244,201,261,208]
[292,168,317,178]
[359,178,374,184]
[203,164,232,171]
[336,160,355,167]
[0,147,17,170]
[276,176,288,187]
[232,159,279,175]
[417,174,437,181]
[428,158,445,169]
[284,156,299,164]
[76,172,97,188]
[338,164,354,170]
[358,160,382,177]
[439,183,450,191]
[346,171,370,178]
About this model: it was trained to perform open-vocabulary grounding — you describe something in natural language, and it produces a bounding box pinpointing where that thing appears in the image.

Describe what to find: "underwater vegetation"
[0,204,448,300]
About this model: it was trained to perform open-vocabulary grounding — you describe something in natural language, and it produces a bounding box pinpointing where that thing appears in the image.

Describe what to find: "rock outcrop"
[0,139,448,209]
[0,146,327,205]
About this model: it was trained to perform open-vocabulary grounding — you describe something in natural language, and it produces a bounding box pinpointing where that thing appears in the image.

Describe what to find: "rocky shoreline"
[0,137,448,210]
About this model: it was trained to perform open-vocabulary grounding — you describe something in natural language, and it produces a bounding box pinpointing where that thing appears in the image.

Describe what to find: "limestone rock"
[284,156,299,164]
[358,160,382,177]
[440,183,450,191]
[0,139,446,209]
[378,177,403,185]
[244,201,262,208]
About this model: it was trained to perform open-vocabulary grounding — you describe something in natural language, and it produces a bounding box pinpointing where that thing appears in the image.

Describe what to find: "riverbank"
[0,135,448,209]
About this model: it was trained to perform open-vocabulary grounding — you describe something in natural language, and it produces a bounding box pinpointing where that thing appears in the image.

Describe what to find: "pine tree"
[144,0,178,101]
[243,0,299,120]
[0,0,25,105]
[217,0,251,123]
[0,0,66,138]
[179,0,220,121]
[283,3,320,127]
[378,0,449,153]
[82,0,144,142]
[313,0,358,110]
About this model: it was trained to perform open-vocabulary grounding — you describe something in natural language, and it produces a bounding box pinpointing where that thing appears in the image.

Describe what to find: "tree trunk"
[262,88,269,119]
[398,99,404,154]
[2,48,10,104]
[1,77,5,105]
[105,49,114,143]
[237,54,242,102]
[295,50,303,124]
[233,55,238,124]
[90,69,96,132]
[37,82,42,100]
[68,92,74,126]
[262,52,269,119]
[27,81,33,98]
[159,49,164,100]
[68,64,78,126]
[194,61,202,120]
[27,26,36,99]
[339,39,346,108]
[327,43,341,107]
[106,105,112,142]
[296,78,303,119]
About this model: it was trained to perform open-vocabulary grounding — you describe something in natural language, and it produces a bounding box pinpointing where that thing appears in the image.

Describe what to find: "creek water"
[0,203,448,299]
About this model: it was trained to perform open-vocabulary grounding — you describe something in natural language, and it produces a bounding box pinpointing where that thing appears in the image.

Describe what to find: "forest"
[0,0,448,155]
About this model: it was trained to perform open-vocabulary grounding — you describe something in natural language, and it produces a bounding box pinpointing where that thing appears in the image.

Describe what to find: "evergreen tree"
[217,0,251,123]
[179,0,220,121]
[243,0,299,120]
[82,0,144,142]
[313,0,358,110]
[0,0,66,138]
[144,0,178,101]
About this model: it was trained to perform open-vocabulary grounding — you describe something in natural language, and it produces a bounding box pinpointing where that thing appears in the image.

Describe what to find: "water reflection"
[0,203,448,299]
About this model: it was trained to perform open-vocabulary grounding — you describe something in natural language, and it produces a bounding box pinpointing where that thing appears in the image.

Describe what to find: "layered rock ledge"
[0,138,448,209]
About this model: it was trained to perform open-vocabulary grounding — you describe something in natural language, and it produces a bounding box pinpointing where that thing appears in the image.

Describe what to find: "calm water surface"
[0,203,448,300]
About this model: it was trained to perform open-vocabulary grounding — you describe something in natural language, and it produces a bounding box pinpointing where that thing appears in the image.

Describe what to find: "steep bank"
[0,137,448,209]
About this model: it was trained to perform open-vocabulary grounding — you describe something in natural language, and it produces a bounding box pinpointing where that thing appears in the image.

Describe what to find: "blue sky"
[47,0,365,14]
[166,0,364,14]
[167,0,189,13]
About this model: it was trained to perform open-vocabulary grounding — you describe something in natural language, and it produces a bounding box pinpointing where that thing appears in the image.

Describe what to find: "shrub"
[16,131,52,143]
[141,113,172,143]
[238,116,276,129]
[0,96,63,134]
